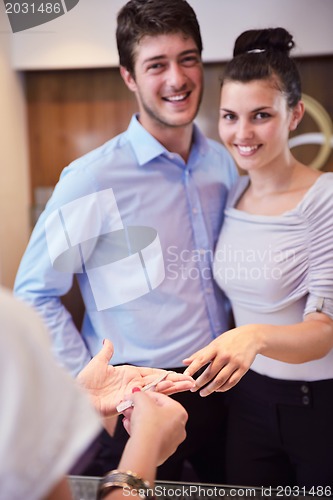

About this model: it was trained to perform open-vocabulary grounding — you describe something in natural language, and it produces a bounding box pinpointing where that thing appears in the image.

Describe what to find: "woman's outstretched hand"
[183,325,260,396]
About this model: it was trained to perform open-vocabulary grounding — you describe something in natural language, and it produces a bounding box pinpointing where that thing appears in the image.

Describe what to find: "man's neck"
[160,127,193,163]
[141,119,194,163]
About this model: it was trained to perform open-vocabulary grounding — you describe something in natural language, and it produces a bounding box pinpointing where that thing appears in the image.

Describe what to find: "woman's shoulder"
[298,171,333,215]
[297,172,333,254]
[226,175,250,208]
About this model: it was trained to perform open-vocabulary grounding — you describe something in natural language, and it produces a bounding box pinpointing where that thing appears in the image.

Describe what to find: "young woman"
[184,28,333,488]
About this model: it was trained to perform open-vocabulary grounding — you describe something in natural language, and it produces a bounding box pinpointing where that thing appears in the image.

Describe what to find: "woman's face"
[218,78,300,173]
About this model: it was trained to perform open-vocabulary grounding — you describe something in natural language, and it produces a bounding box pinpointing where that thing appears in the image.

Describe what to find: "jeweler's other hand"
[77,339,195,417]
[122,391,188,465]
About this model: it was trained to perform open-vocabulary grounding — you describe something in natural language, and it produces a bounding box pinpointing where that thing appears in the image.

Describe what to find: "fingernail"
[102,339,106,345]
[132,387,141,393]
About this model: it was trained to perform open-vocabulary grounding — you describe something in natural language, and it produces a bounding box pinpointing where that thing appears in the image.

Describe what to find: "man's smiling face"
[122,32,203,135]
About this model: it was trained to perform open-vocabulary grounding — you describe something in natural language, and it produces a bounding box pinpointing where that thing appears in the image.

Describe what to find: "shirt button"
[302,395,310,405]
[300,384,309,394]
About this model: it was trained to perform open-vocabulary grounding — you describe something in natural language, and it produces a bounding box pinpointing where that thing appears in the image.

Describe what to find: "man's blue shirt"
[14,115,238,375]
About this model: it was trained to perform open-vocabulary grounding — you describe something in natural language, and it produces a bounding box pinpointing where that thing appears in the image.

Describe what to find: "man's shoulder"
[70,129,131,171]
[205,137,230,156]
[200,136,238,183]
[47,128,134,204]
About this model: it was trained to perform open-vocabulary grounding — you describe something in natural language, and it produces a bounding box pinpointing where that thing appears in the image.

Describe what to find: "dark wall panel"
[25,56,333,208]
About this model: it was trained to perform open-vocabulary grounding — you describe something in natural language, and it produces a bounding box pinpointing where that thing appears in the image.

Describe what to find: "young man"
[14,0,237,482]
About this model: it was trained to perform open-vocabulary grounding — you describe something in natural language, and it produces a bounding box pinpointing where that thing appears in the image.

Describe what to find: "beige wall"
[0,12,30,288]
[10,0,333,70]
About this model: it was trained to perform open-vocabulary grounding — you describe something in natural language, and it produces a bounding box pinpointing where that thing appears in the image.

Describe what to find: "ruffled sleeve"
[301,173,333,320]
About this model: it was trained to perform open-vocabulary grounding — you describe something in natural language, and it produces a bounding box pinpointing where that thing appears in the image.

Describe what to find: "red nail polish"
[132,387,141,393]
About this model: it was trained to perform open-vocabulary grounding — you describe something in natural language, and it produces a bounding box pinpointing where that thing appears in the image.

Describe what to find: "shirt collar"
[127,114,209,167]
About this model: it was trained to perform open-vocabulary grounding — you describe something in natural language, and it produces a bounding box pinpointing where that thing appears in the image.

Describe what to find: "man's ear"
[120,66,137,92]
[289,100,305,131]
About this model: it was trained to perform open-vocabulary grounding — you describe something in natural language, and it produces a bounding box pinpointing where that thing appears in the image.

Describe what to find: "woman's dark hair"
[222,27,301,108]
[116,0,203,77]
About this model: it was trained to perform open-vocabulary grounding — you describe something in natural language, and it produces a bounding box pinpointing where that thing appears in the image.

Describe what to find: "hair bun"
[233,27,295,57]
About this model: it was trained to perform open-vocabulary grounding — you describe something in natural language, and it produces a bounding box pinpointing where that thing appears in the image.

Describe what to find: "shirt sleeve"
[302,175,333,320]
[0,288,101,500]
[14,162,99,375]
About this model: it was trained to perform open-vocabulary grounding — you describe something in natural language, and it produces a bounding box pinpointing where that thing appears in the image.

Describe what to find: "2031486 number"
[5,3,62,14]
[276,486,332,497]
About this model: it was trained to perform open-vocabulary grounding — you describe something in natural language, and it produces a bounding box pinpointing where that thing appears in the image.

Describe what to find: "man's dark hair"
[116,0,203,76]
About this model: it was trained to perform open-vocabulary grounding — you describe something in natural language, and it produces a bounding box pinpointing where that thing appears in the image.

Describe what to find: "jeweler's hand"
[122,390,188,465]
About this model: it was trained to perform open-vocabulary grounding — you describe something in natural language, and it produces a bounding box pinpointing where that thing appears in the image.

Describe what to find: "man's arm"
[14,167,97,375]
[14,216,92,374]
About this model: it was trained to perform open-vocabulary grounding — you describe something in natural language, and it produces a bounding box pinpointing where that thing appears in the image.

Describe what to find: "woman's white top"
[0,287,101,500]
[213,173,333,381]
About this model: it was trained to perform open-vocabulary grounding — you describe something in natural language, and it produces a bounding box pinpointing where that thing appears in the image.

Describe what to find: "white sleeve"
[0,288,101,500]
